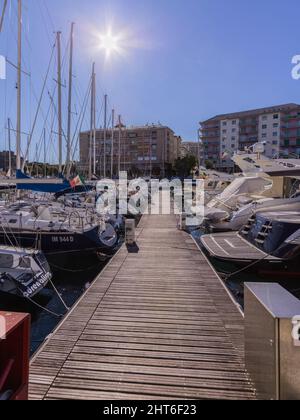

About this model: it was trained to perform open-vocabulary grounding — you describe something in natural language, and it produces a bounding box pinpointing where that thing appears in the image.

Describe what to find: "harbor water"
[0,260,106,355]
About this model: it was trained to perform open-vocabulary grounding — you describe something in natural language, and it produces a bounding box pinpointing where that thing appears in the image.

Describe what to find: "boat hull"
[0,227,119,269]
[200,232,300,279]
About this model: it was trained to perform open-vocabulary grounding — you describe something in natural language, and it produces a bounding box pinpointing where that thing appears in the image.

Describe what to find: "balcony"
[239,119,258,127]
[201,124,219,130]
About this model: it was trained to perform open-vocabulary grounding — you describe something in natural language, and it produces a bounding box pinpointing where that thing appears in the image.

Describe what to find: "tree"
[174,155,198,178]
[129,165,142,178]
[205,159,214,170]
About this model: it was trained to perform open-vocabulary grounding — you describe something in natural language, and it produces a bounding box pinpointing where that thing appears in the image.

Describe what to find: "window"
[273,114,279,119]
[232,120,237,125]
[232,128,236,133]
[231,144,235,148]
[272,140,278,145]
[273,132,278,137]
[262,133,267,138]
[262,116,268,121]
[273,123,279,128]
[262,124,267,129]
[231,137,236,141]
[19,257,31,269]
[222,121,227,126]
[222,129,227,134]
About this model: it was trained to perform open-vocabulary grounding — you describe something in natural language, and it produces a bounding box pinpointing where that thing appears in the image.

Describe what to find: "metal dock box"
[244,283,300,400]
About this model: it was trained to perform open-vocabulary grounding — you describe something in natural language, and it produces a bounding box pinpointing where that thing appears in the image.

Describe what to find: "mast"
[56,31,63,174]
[0,0,7,33]
[197,128,201,167]
[36,143,39,177]
[44,127,47,177]
[118,115,121,176]
[8,118,11,176]
[93,66,96,175]
[103,94,107,177]
[111,109,115,178]
[16,0,22,171]
[89,62,95,180]
[66,22,74,177]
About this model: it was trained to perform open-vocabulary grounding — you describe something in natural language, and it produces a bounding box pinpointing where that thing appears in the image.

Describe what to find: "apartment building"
[79,124,181,177]
[200,103,300,170]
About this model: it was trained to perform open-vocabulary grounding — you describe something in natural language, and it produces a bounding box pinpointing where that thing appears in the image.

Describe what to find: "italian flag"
[70,175,84,189]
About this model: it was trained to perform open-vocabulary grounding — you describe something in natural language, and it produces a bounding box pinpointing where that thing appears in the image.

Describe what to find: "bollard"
[179,213,187,231]
[125,219,136,246]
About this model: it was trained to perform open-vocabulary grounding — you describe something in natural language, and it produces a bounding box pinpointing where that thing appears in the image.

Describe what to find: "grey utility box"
[244,283,300,400]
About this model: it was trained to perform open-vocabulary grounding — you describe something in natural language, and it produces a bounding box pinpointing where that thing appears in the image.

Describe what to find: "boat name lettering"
[52,236,75,243]
[22,273,51,298]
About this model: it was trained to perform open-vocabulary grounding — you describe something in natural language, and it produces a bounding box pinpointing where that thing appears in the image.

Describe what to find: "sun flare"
[99,29,122,59]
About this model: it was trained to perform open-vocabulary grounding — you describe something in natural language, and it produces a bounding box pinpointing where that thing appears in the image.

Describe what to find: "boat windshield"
[0,253,14,268]
[207,177,272,208]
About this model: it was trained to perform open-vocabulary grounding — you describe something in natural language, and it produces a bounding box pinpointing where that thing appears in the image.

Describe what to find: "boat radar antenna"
[252,142,266,160]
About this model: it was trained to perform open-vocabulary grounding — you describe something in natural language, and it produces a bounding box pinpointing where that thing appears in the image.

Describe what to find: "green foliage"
[174,155,198,178]
[204,159,214,170]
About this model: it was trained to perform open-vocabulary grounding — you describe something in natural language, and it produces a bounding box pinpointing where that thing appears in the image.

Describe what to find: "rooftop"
[201,103,300,124]
[81,123,174,135]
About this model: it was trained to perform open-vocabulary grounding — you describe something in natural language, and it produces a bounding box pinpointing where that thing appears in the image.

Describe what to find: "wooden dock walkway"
[29,213,255,400]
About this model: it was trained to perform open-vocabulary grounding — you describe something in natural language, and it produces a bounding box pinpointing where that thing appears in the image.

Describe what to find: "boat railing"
[68,211,84,231]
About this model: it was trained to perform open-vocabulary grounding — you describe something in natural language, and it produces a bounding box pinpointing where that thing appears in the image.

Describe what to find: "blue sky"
[1,0,300,162]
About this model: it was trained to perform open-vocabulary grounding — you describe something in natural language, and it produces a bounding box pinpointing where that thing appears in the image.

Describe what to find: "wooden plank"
[29,212,255,400]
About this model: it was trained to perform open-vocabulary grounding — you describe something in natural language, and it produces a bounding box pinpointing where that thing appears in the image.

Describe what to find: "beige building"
[79,124,182,177]
[180,142,200,160]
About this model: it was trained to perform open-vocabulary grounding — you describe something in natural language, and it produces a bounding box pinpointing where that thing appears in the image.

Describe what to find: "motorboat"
[209,192,300,232]
[200,209,300,278]
[0,246,51,298]
[191,144,300,231]
[189,175,274,226]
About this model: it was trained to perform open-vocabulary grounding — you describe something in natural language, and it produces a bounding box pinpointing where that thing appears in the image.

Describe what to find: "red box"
[0,312,31,401]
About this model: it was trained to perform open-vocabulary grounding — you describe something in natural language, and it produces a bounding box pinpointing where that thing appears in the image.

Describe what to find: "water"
[0,261,106,355]
[192,229,300,308]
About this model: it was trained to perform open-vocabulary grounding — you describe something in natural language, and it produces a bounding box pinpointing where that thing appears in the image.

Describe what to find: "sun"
[99,29,122,59]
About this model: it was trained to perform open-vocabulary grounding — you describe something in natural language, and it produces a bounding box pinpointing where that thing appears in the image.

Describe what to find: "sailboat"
[0,3,120,269]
